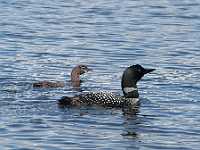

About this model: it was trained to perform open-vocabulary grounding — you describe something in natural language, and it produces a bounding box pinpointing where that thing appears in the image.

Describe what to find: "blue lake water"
[0,0,200,149]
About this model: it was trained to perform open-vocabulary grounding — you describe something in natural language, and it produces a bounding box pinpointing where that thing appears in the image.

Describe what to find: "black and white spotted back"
[78,92,125,107]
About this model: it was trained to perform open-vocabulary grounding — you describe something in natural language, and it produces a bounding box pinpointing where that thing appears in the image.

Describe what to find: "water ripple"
[0,0,200,149]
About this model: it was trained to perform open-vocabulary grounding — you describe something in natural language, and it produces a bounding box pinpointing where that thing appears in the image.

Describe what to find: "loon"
[58,64,155,108]
[33,65,91,88]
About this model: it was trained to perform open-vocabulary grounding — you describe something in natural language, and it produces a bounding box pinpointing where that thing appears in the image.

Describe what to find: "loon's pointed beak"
[144,68,155,74]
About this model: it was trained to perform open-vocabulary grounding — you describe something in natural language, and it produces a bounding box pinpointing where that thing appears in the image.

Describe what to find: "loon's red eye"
[137,68,142,73]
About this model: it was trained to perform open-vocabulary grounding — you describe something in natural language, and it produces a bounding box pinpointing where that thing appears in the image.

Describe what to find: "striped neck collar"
[123,87,138,94]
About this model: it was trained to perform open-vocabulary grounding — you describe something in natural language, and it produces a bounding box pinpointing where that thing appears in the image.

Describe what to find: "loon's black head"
[121,64,155,98]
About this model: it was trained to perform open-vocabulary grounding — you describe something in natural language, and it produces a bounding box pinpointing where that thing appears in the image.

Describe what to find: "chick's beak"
[81,67,92,74]
[86,68,92,72]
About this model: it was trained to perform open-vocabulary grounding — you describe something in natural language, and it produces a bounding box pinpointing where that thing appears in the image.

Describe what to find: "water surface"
[0,0,200,149]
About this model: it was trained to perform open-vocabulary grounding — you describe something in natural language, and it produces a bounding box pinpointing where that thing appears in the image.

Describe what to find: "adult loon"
[33,65,91,88]
[58,64,155,108]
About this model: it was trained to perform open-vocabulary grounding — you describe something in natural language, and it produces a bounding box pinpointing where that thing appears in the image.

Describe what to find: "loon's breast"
[59,92,139,108]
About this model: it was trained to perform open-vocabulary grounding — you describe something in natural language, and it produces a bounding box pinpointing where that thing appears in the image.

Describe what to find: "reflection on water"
[0,0,200,149]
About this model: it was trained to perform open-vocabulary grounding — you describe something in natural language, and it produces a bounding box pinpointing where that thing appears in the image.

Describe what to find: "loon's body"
[58,64,154,108]
[59,92,139,108]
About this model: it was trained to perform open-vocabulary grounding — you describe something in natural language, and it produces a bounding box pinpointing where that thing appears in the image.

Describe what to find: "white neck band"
[123,87,138,94]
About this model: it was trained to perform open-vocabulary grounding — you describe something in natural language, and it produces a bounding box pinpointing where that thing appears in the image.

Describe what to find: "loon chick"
[58,64,155,108]
[33,65,91,88]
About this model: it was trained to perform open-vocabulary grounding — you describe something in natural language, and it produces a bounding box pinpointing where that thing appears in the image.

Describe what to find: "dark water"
[0,0,200,149]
